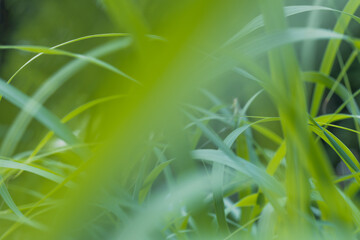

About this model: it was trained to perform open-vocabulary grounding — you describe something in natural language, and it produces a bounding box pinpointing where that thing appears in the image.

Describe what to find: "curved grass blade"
[186,111,284,197]
[324,50,358,111]
[315,114,353,124]
[0,45,137,83]
[153,147,174,189]
[223,216,260,240]
[235,193,259,207]
[3,33,130,92]
[0,159,91,239]
[0,78,83,220]
[224,125,249,148]
[0,79,81,148]
[0,175,23,218]
[191,150,285,202]
[26,95,125,165]
[14,143,96,162]
[240,90,263,117]
[317,122,360,135]
[186,111,284,230]
[303,72,360,116]
[335,171,360,183]
[1,39,132,157]
[224,117,281,148]
[223,5,360,47]
[113,174,214,240]
[309,116,360,173]
[0,160,65,184]
[311,0,360,117]
[236,28,351,58]
[139,160,174,203]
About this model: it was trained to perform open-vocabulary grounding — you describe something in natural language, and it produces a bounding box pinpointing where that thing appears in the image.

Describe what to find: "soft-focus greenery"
[1,0,360,239]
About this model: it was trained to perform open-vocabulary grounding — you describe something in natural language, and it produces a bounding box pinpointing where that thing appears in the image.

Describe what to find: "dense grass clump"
[1,0,360,239]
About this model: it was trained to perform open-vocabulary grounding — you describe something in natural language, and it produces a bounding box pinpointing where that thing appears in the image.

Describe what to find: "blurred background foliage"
[1,0,360,239]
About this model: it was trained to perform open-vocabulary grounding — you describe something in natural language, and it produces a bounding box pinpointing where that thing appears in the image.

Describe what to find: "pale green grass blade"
[0,160,65,184]
[324,50,358,108]
[14,144,96,162]
[191,149,284,197]
[240,90,263,116]
[139,160,174,203]
[235,193,259,207]
[224,125,249,148]
[0,45,137,83]
[3,33,130,92]
[311,0,360,116]
[309,116,360,172]
[237,28,351,57]
[184,104,232,128]
[223,216,260,240]
[317,122,360,135]
[335,171,360,183]
[0,213,46,230]
[303,72,360,116]
[0,160,91,239]
[114,175,213,240]
[186,111,284,225]
[266,142,286,176]
[0,79,81,147]
[223,117,281,149]
[250,125,283,145]
[0,175,23,218]
[224,5,360,47]
[211,162,229,234]
[201,89,233,118]
[0,79,81,219]
[27,95,124,164]
[224,118,280,147]
[153,147,174,189]
[315,114,352,123]
[1,38,131,157]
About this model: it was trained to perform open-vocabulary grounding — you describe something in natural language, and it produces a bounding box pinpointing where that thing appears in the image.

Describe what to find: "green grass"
[1,0,360,239]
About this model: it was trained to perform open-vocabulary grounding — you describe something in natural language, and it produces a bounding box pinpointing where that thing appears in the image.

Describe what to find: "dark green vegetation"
[1,0,360,239]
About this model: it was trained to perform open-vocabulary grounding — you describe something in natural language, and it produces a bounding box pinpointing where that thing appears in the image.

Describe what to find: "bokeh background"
[1,0,360,239]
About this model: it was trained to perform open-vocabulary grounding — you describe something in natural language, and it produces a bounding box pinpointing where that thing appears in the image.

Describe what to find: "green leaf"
[4,33,130,89]
[139,160,174,202]
[303,72,360,116]
[266,142,286,176]
[311,0,360,116]
[0,45,137,83]
[236,28,350,58]
[0,160,66,184]
[1,39,132,157]
[223,5,360,47]
[27,95,124,164]
[212,162,229,234]
[191,149,284,197]
[224,118,280,148]
[0,80,81,149]
[0,175,23,218]
[309,116,360,173]
[235,193,259,207]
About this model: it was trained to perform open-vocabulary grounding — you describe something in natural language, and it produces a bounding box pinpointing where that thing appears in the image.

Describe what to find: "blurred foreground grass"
[1,0,360,239]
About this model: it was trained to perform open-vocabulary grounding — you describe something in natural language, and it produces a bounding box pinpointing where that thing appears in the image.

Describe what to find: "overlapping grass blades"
[2,0,360,239]
[1,38,132,157]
